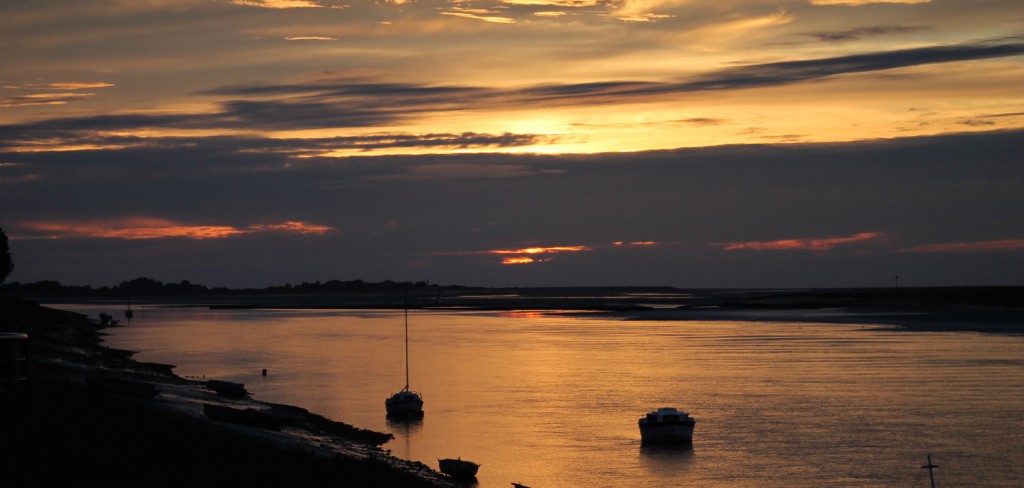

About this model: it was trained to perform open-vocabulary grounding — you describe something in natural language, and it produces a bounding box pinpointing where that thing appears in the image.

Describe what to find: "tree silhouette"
[0,227,12,285]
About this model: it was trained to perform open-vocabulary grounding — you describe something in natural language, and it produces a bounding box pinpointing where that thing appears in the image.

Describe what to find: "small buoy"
[262,368,267,376]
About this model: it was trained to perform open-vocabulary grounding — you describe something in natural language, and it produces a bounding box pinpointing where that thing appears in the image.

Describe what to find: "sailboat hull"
[385,390,424,417]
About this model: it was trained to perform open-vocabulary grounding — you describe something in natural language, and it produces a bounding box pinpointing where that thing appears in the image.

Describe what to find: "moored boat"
[386,388,424,417]
[638,407,696,443]
[386,301,424,418]
[438,457,480,480]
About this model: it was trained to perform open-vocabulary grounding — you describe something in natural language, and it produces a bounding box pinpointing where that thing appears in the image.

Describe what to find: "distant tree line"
[1,227,13,286]
[0,277,458,296]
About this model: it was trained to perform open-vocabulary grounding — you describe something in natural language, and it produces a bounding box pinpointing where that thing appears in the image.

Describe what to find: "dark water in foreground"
[74,306,1023,487]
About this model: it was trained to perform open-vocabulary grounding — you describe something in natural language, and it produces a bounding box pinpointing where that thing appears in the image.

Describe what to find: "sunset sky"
[2,0,1022,288]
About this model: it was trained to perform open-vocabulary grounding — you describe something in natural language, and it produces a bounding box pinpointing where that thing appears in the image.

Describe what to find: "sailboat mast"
[404,303,410,391]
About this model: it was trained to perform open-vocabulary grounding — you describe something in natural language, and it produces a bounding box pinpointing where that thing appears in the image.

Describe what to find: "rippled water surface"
[81,306,1024,487]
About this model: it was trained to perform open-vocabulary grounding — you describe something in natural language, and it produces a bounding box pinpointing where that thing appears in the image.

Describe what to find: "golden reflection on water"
[98,307,1024,488]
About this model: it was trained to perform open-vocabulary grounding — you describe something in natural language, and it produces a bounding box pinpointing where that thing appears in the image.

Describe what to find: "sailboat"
[385,301,424,418]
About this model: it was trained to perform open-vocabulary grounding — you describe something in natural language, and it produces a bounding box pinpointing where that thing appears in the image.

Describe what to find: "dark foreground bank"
[0,296,456,488]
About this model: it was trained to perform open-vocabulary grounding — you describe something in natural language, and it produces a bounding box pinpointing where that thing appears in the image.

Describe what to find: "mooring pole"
[921,454,939,488]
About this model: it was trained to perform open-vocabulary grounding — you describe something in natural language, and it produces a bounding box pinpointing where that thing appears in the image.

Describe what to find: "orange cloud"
[502,257,537,265]
[613,241,657,246]
[900,239,1024,253]
[19,218,334,240]
[491,246,588,265]
[440,9,516,24]
[248,221,335,235]
[439,244,591,265]
[46,82,115,90]
[713,232,883,251]
[810,0,929,5]
[230,0,326,8]
[489,246,590,255]
[284,36,338,41]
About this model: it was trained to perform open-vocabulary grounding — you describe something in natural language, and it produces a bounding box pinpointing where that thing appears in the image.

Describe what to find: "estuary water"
[74,305,1023,487]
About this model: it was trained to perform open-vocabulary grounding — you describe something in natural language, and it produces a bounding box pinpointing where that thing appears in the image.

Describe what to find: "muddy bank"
[0,296,458,487]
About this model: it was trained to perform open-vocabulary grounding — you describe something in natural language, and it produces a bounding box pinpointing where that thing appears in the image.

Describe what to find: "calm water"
[69,305,1024,487]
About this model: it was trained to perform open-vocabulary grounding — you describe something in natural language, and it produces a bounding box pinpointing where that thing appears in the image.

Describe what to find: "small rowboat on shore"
[438,457,479,480]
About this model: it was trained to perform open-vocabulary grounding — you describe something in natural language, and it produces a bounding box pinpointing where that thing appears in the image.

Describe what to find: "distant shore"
[25,285,1024,335]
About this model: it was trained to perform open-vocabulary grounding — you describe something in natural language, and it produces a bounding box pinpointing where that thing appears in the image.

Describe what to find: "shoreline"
[1,295,460,487]
[575,304,1023,335]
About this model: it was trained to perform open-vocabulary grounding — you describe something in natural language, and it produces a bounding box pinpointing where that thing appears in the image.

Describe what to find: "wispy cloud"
[712,232,884,251]
[501,0,600,6]
[441,244,593,265]
[285,36,338,41]
[446,242,668,265]
[809,0,930,5]
[441,8,517,24]
[0,128,552,157]
[489,246,592,255]
[511,39,1024,102]
[0,92,95,108]
[613,241,657,246]
[672,40,1024,92]
[230,0,332,8]
[1,80,114,109]
[18,218,335,240]
[800,25,927,42]
[4,38,1004,136]
[610,0,692,22]
[957,112,1024,127]
[45,82,116,90]
[900,239,1024,253]
[367,161,562,181]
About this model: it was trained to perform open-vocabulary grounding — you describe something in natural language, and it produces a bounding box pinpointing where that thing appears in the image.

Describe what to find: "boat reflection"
[639,443,695,456]
[386,415,424,433]
[639,442,695,477]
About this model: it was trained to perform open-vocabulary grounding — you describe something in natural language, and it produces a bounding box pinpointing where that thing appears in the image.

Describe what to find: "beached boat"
[438,457,479,480]
[386,302,424,418]
[638,407,696,443]
[207,379,249,399]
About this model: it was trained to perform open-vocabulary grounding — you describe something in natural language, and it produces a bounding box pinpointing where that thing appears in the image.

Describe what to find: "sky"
[1,0,1022,289]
